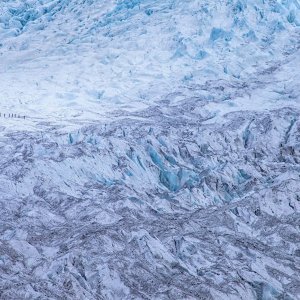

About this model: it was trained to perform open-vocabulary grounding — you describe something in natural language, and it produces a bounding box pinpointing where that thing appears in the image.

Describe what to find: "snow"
[0,0,299,299]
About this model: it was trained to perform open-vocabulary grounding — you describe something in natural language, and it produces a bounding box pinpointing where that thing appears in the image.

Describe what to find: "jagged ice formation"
[0,0,300,299]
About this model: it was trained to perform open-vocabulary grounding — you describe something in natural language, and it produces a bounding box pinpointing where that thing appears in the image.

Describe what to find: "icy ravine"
[0,0,300,299]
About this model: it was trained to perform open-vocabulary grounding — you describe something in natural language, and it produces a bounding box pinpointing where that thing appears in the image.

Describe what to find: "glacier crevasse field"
[0,0,300,299]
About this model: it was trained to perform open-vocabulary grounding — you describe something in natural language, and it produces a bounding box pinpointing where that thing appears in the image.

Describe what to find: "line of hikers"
[0,113,25,119]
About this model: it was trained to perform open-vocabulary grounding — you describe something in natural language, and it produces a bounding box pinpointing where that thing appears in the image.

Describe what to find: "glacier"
[0,0,300,299]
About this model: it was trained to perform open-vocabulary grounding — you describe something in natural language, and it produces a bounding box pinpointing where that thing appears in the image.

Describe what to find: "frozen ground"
[0,0,300,299]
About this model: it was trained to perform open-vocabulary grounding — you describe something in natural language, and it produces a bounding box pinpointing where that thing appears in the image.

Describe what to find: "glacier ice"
[0,0,299,299]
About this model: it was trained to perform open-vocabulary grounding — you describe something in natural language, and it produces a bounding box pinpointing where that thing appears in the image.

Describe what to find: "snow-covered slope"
[0,1,300,299]
[0,0,299,119]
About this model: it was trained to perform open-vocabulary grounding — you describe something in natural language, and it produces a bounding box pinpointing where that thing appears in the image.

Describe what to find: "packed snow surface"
[0,0,300,299]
